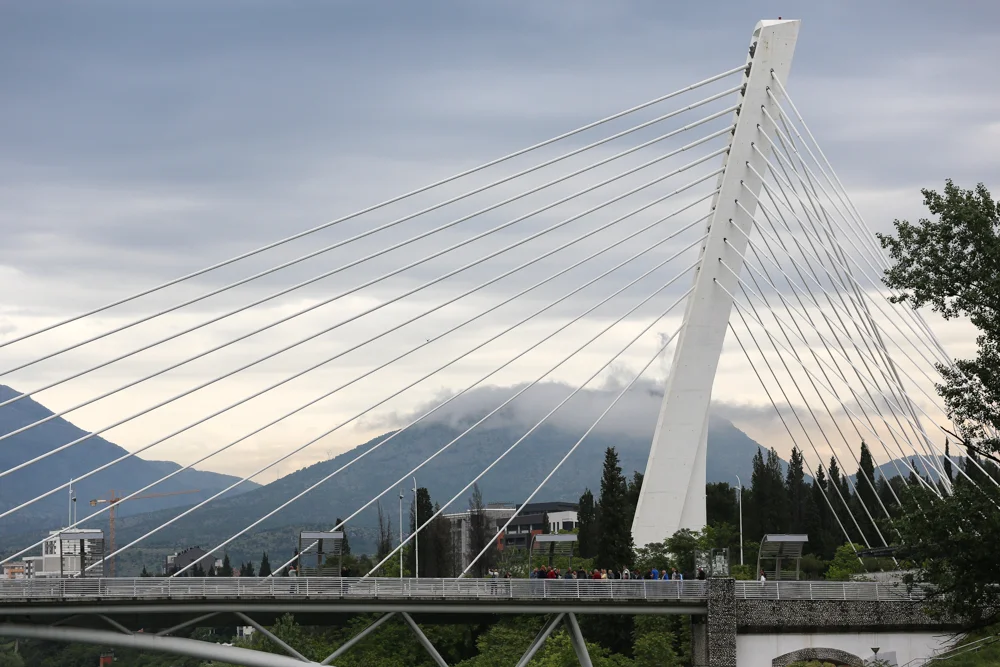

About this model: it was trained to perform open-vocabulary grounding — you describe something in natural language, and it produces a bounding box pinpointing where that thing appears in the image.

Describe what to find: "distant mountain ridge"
[0,384,801,572]
[0,384,259,538]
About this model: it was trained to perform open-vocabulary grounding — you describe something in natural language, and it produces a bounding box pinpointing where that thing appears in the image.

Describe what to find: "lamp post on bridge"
[734,474,744,566]
[398,489,404,578]
[413,477,419,579]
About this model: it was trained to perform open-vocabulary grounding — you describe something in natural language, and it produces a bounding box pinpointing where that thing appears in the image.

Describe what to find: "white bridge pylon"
[632,19,801,546]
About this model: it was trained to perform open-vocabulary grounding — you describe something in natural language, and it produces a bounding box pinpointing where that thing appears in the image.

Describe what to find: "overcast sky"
[1,1,997,490]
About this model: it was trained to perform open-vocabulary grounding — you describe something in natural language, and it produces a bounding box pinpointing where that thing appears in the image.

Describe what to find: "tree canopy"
[880,181,1000,630]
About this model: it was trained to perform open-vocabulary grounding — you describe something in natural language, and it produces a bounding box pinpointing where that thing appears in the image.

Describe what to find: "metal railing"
[0,577,709,603]
[735,580,927,601]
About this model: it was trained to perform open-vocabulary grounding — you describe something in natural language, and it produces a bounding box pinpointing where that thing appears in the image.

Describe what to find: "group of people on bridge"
[527,566,707,580]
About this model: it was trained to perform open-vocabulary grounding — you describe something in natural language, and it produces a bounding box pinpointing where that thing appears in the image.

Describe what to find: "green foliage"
[632,616,682,667]
[824,543,867,581]
[595,447,634,568]
[258,551,272,578]
[577,488,597,559]
[747,447,787,542]
[878,181,1000,457]
[878,181,1000,631]
[219,553,233,577]
[0,650,23,667]
[897,480,1000,629]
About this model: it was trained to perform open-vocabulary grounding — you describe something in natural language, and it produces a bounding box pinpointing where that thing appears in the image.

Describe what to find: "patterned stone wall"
[736,598,958,633]
[706,578,737,666]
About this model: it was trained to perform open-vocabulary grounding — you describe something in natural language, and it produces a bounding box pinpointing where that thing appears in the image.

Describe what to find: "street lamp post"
[413,477,419,579]
[734,474,744,566]
[398,489,404,578]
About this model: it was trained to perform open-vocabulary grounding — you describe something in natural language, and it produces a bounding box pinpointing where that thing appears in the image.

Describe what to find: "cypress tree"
[335,517,351,556]
[785,447,808,534]
[577,488,598,559]
[595,447,635,567]
[467,483,493,577]
[258,552,271,578]
[750,448,787,538]
[407,488,434,577]
[626,471,644,528]
[219,554,233,577]
[855,442,880,538]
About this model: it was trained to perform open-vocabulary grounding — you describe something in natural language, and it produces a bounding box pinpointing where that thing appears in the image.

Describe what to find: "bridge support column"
[401,612,449,667]
[632,18,800,547]
[565,613,594,667]
[693,578,737,667]
[515,613,565,667]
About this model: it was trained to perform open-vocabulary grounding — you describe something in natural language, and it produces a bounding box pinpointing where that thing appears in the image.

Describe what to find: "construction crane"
[90,489,199,577]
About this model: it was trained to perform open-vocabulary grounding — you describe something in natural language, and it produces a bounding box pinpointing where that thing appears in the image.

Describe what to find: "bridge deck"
[0,576,707,604]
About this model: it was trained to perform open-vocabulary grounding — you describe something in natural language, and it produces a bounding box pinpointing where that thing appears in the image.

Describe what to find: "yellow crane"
[90,488,200,577]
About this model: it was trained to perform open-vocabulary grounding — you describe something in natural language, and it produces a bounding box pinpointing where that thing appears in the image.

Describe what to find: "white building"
[36,529,106,578]
[443,501,580,570]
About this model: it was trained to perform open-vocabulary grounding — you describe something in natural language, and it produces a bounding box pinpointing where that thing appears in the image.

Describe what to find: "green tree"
[748,447,787,540]
[219,554,233,577]
[425,502,454,578]
[633,615,682,667]
[825,543,866,581]
[577,488,598,559]
[785,447,808,535]
[805,465,834,559]
[878,181,1000,460]
[258,552,272,578]
[336,517,351,556]
[897,481,1000,630]
[595,447,635,567]
[854,442,881,539]
[878,181,1000,630]
[706,482,739,528]
[0,651,24,667]
[407,488,434,577]
[625,470,644,528]
[467,483,494,577]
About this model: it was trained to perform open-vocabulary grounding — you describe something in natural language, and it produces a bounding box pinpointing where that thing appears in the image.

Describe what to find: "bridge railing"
[0,577,709,602]
[735,580,927,601]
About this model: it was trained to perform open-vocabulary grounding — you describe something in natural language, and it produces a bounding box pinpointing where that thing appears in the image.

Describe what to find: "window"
[562,521,575,530]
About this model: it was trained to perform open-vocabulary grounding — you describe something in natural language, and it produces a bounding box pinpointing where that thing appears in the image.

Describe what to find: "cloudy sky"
[1,1,998,492]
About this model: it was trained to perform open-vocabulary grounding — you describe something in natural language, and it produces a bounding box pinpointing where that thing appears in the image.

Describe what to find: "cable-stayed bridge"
[0,18,990,666]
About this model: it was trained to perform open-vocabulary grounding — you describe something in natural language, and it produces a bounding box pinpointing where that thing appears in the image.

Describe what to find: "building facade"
[442,501,579,570]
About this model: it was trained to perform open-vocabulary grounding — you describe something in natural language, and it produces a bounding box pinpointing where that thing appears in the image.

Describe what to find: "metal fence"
[0,577,710,602]
[735,580,927,601]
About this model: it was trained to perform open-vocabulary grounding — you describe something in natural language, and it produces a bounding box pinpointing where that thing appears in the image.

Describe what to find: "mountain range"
[0,384,259,540]
[0,381,785,570]
[6,382,932,574]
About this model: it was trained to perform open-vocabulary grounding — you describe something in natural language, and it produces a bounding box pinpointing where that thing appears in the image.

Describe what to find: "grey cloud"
[0,1,992,480]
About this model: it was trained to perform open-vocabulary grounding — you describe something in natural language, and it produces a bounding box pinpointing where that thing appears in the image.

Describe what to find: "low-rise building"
[443,501,580,570]
[164,547,220,576]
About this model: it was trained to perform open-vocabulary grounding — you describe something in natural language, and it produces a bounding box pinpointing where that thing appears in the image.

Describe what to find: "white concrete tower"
[632,19,800,547]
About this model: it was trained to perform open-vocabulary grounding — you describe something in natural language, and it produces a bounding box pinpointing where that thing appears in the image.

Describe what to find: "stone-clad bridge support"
[693,580,957,667]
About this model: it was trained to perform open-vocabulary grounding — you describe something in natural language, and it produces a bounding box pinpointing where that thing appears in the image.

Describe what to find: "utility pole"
[734,474,744,566]
[413,477,419,579]
[398,488,404,578]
